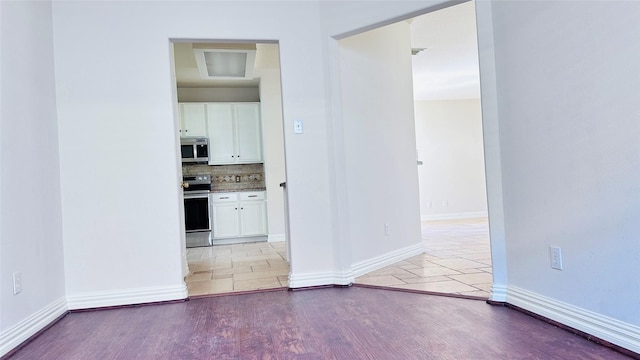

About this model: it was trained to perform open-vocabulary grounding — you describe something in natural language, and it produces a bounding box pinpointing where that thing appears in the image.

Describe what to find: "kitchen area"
[180,102,269,248]
[174,42,290,295]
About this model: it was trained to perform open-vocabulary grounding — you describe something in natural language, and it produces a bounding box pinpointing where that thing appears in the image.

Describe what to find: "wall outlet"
[384,223,391,236]
[235,175,241,182]
[13,272,22,295]
[294,120,304,134]
[550,246,563,270]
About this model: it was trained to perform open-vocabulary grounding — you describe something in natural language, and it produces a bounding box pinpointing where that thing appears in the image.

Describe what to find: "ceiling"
[173,42,261,88]
[410,1,480,101]
[173,1,480,101]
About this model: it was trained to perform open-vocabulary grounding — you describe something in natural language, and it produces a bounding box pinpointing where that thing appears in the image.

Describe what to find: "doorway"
[171,40,290,296]
[340,1,493,298]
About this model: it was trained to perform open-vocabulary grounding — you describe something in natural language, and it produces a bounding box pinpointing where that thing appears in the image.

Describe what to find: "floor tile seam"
[442,274,491,289]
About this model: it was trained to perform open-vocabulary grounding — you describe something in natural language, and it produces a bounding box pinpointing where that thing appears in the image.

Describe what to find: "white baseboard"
[66,284,188,310]
[490,283,507,302]
[268,233,285,242]
[351,242,426,278]
[421,211,488,221]
[288,270,354,288]
[507,286,640,354]
[0,297,68,358]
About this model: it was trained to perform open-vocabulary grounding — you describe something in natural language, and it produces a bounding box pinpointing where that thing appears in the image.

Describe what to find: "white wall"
[51,0,338,299]
[491,0,640,326]
[254,44,287,240]
[0,0,67,355]
[338,21,423,266]
[414,99,487,219]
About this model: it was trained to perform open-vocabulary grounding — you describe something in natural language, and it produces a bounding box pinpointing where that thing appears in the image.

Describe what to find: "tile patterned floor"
[185,241,289,296]
[185,218,492,298]
[355,217,492,298]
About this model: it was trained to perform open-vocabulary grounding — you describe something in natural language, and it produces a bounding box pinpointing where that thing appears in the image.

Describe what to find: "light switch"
[294,120,303,134]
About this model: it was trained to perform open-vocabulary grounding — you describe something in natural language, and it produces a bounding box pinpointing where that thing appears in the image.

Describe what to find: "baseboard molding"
[288,270,353,288]
[351,242,425,278]
[421,211,488,221]
[507,286,640,354]
[268,233,285,242]
[66,284,188,310]
[490,283,507,302]
[0,297,68,358]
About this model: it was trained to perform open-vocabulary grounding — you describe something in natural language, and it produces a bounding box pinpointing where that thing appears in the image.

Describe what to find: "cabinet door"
[235,103,262,163]
[239,201,267,236]
[212,202,240,238]
[180,103,207,137]
[207,104,236,165]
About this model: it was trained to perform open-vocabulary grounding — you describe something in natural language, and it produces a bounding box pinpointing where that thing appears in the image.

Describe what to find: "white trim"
[507,286,640,354]
[0,297,68,358]
[421,211,488,222]
[288,270,354,288]
[66,284,188,310]
[490,283,507,302]
[351,242,425,278]
[268,233,285,242]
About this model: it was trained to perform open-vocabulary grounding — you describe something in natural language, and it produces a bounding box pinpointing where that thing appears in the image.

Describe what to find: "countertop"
[211,187,266,193]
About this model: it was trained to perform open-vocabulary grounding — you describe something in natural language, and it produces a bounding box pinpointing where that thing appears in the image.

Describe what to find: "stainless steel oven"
[183,174,212,247]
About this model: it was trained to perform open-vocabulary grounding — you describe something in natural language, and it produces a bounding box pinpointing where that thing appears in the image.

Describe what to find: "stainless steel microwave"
[180,137,209,163]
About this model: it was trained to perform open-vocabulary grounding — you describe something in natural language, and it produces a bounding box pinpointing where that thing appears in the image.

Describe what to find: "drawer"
[240,191,265,201]
[210,193,239,203]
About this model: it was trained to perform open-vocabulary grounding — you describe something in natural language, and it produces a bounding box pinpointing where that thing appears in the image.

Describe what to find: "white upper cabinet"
[234,103,262,163]
[206,102,262,165]
[178,103,208,137]
[206,104,236,163]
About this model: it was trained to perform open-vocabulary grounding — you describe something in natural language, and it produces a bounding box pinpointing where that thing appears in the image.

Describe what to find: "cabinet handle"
[220,197,229,199]
[248,195,257,198]
[241,207,244,210]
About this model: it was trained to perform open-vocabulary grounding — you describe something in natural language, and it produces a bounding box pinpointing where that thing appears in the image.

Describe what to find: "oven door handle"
[184,192,209,199]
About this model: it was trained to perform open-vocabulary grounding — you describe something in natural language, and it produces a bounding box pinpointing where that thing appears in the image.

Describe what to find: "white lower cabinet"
[211,191,267,239]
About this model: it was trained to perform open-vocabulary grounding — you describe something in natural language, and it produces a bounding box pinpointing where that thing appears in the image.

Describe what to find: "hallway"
[355,218,492,298]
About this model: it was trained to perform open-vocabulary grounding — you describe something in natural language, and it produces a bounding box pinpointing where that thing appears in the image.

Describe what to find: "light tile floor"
[355,217,492,298]
[185,218,492,298]
[185,241,289,296]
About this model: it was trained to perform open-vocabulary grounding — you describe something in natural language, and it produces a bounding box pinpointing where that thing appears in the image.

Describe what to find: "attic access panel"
[193,48,256,80]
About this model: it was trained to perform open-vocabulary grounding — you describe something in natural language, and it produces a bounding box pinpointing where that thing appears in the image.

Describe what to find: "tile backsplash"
[183,163,265,192]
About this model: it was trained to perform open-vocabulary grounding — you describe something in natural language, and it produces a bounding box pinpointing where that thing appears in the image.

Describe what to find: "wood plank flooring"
[6,287,632,359]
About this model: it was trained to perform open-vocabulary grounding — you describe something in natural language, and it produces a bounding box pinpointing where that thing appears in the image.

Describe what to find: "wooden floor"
[6,287,631,359]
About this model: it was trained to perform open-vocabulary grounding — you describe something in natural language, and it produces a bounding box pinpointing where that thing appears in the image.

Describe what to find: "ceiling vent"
[193,44,256,80]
